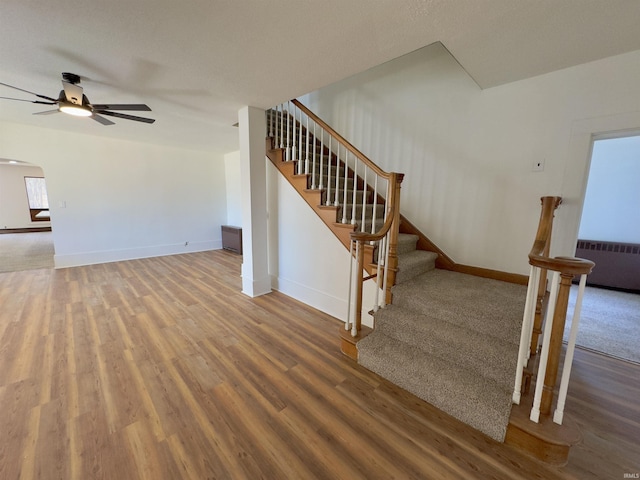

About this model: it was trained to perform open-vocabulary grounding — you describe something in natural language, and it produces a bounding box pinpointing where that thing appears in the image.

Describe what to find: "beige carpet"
[565,285,640,364]
[358,269,526,442]
[0,231,55,272]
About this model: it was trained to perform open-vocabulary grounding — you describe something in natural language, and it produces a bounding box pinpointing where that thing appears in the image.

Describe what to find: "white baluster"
[370,176,378,236]
[311,123,317,188]
[341,151,349,223]
[285,101,291,161]
[553,273,588,425]
[305,115,310,174]
[267,110,272,139]
[318,128,325,189]
[530,271,560,423]
[350,159,358,225]
[373,235,385,312]
[360,166,368,232]
[334,143,341,207]
[381,228,391,307]
[298,107,303,163]
[279,103,284,149]
[291,103,297,162]
[274,105,279,148]
[513,265,541,404]
[326,136,332,206]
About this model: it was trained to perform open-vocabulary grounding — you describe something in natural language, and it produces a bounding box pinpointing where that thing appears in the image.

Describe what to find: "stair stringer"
[266,141,378,275]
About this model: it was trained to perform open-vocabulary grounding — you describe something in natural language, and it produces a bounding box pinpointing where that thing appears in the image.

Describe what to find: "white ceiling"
[2,0,640,154]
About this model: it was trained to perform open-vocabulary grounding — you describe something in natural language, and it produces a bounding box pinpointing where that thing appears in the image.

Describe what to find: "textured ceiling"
[1,0,640,153]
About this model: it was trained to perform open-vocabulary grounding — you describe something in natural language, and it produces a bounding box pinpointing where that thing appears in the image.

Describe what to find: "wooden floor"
[0,250,637,479]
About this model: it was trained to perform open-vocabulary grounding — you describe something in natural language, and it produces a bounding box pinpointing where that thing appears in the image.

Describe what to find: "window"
[24,176,50,222]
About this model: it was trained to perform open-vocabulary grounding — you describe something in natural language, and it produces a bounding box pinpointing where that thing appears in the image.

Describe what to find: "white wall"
[299,43,640,275]
[0,122,227,268]
[0,163,51,229]
[266,160,377,323]
[578,135,640,243]
[224,150,242,227]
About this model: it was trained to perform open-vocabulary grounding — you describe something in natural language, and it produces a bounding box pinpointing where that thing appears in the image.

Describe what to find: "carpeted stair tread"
[391,269,526,344]
[396,250,438,284]
[357,332,513,441]
[374,305,519,389]
[397,233,419,255]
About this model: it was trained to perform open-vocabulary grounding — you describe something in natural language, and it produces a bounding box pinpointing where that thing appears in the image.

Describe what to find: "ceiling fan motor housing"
[61,72,81,84]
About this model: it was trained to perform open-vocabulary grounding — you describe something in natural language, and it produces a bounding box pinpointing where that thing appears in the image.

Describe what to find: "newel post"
[540,272,573,415]
[529,197,561,355]
[384,173,404,304]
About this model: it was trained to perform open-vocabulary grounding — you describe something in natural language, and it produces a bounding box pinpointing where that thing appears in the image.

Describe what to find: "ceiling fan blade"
[33,110,60,115]
[96,110,155,124]
[0,96,57,105]
[62,80,84,105]
[0,81,58,102]
[91,103,151,111]
[92,114,115,126]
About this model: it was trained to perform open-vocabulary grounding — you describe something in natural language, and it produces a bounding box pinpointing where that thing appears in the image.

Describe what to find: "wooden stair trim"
[506,389,581,465]
[339,324,373,360]
[399,214,528,285]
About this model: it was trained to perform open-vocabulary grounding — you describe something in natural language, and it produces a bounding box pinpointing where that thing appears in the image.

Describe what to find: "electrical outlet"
[532,159,545,172]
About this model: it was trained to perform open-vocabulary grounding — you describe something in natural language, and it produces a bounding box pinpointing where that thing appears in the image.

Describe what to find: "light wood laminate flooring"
[0,250,637,479]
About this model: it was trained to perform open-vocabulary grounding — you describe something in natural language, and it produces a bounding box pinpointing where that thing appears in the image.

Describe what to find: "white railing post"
[513,265,541,404]
[318,128,325,189]
[351,240,360,337]
[360,166,368,232]
[326,136,333,205]
[371,176,378,235]
[346,240,355,332]
[305,115,310,174]
[530,271,560,423]
[334,144,341,207]
[373,235,385,312]
[298,108,303,163]
[291,103,297,162]
[341,151,349,223]
[553,273,588,425]
[279,103,284,149]
[311,123,317,188]
[285,101,291,161]
[350,159,358,225]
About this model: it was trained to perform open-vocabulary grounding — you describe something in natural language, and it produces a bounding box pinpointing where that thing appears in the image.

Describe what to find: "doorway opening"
[566,133,640,364]
[0,159,55,272]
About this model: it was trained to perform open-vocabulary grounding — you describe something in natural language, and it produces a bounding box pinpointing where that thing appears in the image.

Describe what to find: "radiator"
[575,239,640,291]
[221,226,242,254]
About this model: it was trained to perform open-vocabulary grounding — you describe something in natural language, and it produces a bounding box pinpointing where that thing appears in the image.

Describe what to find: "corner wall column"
[239,106,271,297]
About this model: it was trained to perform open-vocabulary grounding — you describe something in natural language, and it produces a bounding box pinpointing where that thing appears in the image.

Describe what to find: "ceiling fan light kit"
[59,102,93,117]
[0,73,155,125]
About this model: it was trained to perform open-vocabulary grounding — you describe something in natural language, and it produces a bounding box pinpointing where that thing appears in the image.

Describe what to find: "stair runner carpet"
[357,235,526,442]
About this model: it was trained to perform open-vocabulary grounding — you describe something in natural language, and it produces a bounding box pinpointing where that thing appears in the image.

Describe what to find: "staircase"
[265,101,593,463]
[358,232,527,441]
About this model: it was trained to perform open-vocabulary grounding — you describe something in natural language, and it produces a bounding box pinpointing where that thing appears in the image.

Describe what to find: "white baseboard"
[54,240,221,268]
[271,274,348,322]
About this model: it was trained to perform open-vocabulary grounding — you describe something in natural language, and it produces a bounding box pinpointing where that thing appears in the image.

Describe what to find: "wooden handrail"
[292,99,391,180]
[527,196,594,276]
[269,100,402,338]
[349,172,403,334]
[351,172,404,242]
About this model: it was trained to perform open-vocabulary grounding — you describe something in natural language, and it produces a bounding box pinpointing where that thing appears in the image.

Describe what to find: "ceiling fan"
[0,72,155,125]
